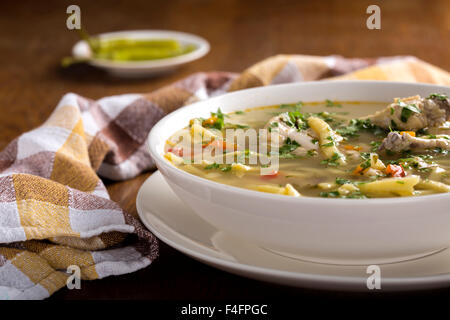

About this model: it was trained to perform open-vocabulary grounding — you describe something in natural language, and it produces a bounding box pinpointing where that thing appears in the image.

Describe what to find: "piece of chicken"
[379,131,450,152]
[265,113,319,155]
[365,95,450,131]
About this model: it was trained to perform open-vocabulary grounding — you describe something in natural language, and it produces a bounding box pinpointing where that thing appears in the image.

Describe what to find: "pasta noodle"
[307,117,346,165]
[358,176,420,197]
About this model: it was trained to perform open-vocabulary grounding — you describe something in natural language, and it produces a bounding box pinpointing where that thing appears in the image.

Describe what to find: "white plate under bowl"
[136,171,450,292]
[72,30,210,77]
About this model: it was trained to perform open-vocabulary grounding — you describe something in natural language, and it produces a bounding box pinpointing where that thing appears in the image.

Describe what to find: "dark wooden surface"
[1,0,450,300]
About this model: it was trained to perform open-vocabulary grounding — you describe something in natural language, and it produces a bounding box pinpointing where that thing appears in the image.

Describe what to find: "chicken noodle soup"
[164,94,450,198]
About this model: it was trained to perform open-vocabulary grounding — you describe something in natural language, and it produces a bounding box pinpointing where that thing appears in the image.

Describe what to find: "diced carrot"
[203,139,224,149]
[400,131,416,137]
[353,165,364,175]
[261,170,279,179]
[167,147,183,157]
[202,116,218,127]
[385,164,406,177]
[344,145,362,151]
[203,139,236,151]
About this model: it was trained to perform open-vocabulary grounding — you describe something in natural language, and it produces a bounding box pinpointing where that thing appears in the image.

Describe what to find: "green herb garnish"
[320,191,340,198]
[336,178,352,185]
[321,136,335,147]
[307,150,317,156]
[360,158,371,170]
[203,108,225,130]
[427,93,448,101]
[398,101,421,123]
[320,152,342,166]
[221,165,232,172]
[336,119,385,138]
[360,152,370,160]
[279,138,300,157]
[325,99,343,108]
[370,141,381,152]
[204,163,220,170]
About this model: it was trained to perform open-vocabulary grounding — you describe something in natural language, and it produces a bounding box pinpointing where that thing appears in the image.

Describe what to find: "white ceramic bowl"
[72,30,210,77]
[148,80,450,264]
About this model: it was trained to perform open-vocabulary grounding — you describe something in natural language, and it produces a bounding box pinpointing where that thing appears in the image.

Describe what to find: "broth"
[164,96,450,198]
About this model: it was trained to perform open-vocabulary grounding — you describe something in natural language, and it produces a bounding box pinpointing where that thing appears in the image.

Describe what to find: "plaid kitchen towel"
[1,55,449,300]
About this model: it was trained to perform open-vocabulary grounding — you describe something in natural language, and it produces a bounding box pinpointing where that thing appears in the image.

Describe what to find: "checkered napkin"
[1,55,449,300]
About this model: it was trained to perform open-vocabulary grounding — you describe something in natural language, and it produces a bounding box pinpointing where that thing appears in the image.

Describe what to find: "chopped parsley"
[225,123,250,129]
[337,119,385,138]
[370,141,381,152]
[320,191,340,198]
[204,162,233,172]
[320,152,342,166]
[204,163,220,170]
[360,158,372,170]
[398,101,421,123]
[279,101,303,111]
[321,136,335,147]
[203,108,225,130]
[270,122,279,130]
[325,99,343,108]
[427,93,448,101]
[319,189,366,199]
[386,155,434,172]
[221,165,232,172]
[336,177,352,185]
[235,110,245,115]
[283,111,308,130]
[360,152,370,160]
[279,138,300,157]
[314,111,335,123]
[343,191,367,199]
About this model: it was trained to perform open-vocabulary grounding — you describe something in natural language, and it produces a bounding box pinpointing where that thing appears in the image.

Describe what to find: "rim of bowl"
[148,80,450,206]
[72,29,210,69]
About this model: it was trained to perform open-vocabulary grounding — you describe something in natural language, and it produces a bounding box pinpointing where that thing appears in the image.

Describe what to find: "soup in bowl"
[148,81,450,264]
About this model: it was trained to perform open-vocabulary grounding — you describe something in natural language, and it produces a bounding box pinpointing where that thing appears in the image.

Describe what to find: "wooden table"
[1,0,450,300]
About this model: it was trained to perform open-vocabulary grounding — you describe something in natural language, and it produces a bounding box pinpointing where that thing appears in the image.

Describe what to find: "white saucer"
[72,30,210,77]
[136,171,450,291]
